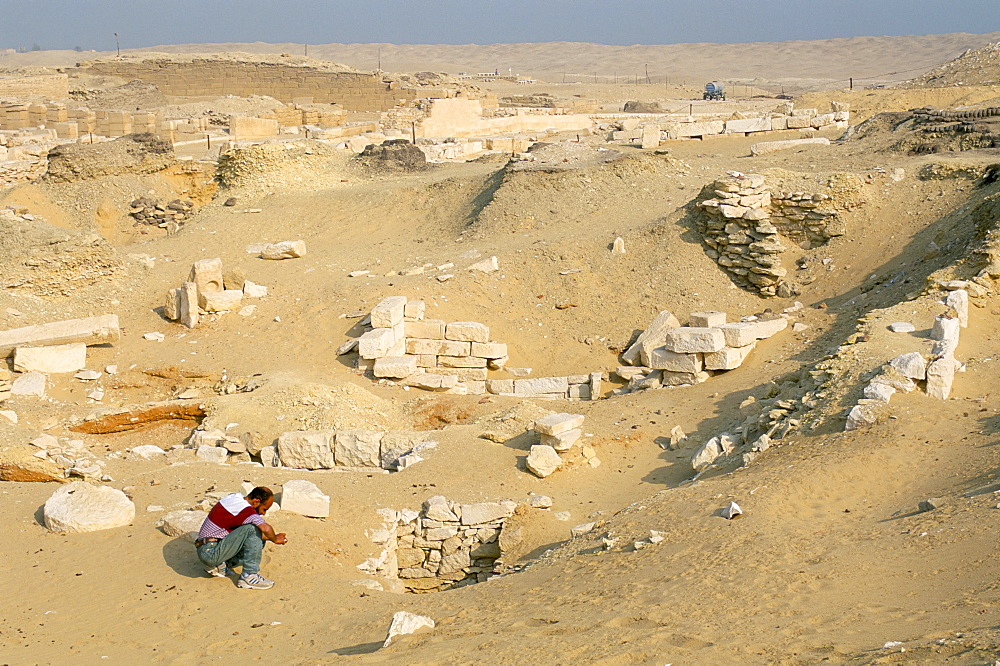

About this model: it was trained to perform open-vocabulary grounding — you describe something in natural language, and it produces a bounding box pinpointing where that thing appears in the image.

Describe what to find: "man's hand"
[260,522,288,545]
[274,533,288,545]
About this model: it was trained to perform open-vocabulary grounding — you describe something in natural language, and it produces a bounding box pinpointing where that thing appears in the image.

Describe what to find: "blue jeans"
[196,524,264,575]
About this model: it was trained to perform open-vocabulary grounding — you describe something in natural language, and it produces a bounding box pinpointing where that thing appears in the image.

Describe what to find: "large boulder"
[354,139,427,171]
[43,482,135,533]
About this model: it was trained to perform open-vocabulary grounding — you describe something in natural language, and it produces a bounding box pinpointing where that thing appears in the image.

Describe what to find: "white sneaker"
[205,563,228,578]
[237,572,274,590]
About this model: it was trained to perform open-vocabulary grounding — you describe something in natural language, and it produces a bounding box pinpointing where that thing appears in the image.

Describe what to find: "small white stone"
[722,501,743,519]
[571,522,596,537]
[529,495,553,509]
[383,611,435,648]
[0,410,17,424]
[888,322,915,333]
[74,369,102,381]
[143,332,165,342]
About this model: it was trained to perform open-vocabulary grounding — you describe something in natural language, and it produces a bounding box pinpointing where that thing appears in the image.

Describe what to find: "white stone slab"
[526,445,561,478]
[648,348,703,373]
[534,413,585,436]
[277,430,335,469]
[371,296,407,328]
[663,327,725,353]
[336,429,383,467]
[43,482,135,533]
[703,343,755,370]
[14,343,86,373]
[445,322,490,343]
[281,480,330,518]
[373,355,418,379]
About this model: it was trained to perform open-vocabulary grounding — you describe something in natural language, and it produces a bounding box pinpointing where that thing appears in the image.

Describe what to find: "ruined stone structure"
[80,56,420,111]
[0,73,69,101]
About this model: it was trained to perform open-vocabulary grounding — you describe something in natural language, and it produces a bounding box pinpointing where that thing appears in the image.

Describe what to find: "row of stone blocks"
[273,428,437,471]
[375,496,517,592]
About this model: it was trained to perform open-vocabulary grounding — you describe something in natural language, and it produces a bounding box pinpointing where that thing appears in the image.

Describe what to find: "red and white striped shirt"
[197,493,265,540]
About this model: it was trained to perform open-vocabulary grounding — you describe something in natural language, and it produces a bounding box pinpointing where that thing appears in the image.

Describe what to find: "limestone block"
[750,137,829,156]
[277,430,335,469]
[661,370,710,386]
[405,320,445,339]
[811,113,836,127]
[373,355,418,379]
[43,482,135,533]
[261,240,306,259]
[188,257,223,293]
[383,611,435,648]
[786,115,814,129]
[14,343,86,373]
[526,445,561,478]
[423,495,458,522]
[674,120,724,137]
[863,382,896,402]
[259,445,280,467]
[648,348,703,373]
[128,445,166,460]
[750,318,788,338]
[402,373,459,390]
[336,429,383,467]
[589,372,603,400]
[403,300,425,320]
[471,342,507,359]
[534,413,585,436]
[371,296,407,328]
[845,402,889,431]
[568,384,591,400]
[703,343,755,370]
[663,327,725,353]
[691,436,725,470]
[641,124,660,149]
[164,288,181,321]
[689,311,726,327]
[621,310,681,365]
[281,480,330,518]
[156,509,206,542]
[436,367,488,381]
[425,526,459,540]
[540,428,582,451]
[406,338,470,356]
[242,281,267,298]
[889,352,927,380]
[926,355,957,400]
[438,355,486,368]
[11,372,46,397]
[199,289,243,312]
[196,445,229,464]
[515,377,569,395]
[460,501,516,525]
[0,314,121,357]
[359,328,395,359]
[445,322,490,343]
[726,116,771,133]
[487,379,514,394]
[944,290,969,328]
[179,282,199,328]
[469,256,499,273]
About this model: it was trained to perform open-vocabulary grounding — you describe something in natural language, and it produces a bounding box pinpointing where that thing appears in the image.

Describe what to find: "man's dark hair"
[247,486,273,502]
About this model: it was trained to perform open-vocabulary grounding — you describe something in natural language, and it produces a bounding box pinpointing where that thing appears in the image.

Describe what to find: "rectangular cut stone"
[416,354,437,368]
[405,338,470,356]
[189,258,223,293]
[726,117,771,133]
[445,322,490,343]
[470,342,507,359]
[641,124,660,149]
[487,379,514,394]
[358,328,395,359]
[460,502,516,525]
[661,370,711,386]
[402,373,459,390]
[534,413,585,435]
[371,296,407,328]
[404,319,445,339]
[373,355,418,378]
[425,526,459,541]
[164,288,181,321]
[568,384,592,400]
[463,380,487,395]
[514,376,569,395]
[281,480,330,518]
[749,317,788,339]
[787,115,814,129]
[179,282,199,329]
[335,429,383,467]
[540,428,582,451]
[622,310,681,365]
[648,348,703,373]
[403,300,425,320]
[434,367,487,381]
[14,343,87,374]
[674,120,725,137]
[589,372,603,400]
[0,314,121,357]
[277,430,335,469]
[926,355,957,400]
[663,328,725,353]
[689,311,726,327]
[199,289,243,312]
[438,355,487,368]
[716,322,758,347]
[704,343,755,370]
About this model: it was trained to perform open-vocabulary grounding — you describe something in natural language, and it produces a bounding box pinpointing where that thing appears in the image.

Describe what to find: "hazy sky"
[2,0,998,50]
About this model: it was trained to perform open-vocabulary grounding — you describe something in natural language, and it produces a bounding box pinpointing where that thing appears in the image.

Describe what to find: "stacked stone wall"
[0,74,69,101]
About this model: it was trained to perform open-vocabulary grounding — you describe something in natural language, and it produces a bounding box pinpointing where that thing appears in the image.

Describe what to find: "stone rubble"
[163,257,267,329]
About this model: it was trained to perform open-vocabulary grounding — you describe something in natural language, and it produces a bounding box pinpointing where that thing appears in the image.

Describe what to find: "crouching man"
[195,486,287,590]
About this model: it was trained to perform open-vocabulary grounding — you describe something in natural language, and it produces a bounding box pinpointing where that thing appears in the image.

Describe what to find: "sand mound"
[907,40,1000,87]
[43,133,174,183]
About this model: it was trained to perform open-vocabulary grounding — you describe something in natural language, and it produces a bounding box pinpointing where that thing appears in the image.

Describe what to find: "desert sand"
[1,34,1000,664]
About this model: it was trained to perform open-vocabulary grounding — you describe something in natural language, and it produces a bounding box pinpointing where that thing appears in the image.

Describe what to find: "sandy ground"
[2,35,1000,664]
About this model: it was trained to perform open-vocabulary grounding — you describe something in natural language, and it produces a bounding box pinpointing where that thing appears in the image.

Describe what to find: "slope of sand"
[1,37,1000,664]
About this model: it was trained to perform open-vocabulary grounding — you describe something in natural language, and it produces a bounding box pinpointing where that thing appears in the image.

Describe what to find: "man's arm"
[259,522,287,545]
